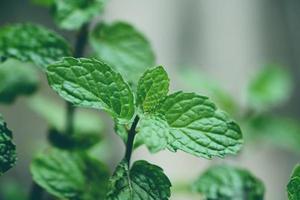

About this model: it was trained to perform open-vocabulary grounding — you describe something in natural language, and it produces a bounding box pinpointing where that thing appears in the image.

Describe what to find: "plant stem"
[29,182,44,200]
[65,23,90,135]
[124,116,140,165]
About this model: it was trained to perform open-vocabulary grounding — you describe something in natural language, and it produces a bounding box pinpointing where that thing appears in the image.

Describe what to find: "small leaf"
[107,160,171,200]
[136,114,169,153]
[90,21,155,85]
[287,164,300,200]
[0,23,72,69]
[46,57,135,122]
[28,94,103,149]
[160,92,242,158]
[137,66,169,113]
[0,114,16,175]
[31,148,109,200]
[52,0,106,30]
[0,59,39,104]
[193,165,265,200]
[247,65,292,110]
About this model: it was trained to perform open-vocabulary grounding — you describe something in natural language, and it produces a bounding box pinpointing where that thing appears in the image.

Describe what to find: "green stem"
[124,116,140,165]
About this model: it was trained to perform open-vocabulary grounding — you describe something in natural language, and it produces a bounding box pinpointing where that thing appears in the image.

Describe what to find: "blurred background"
[1,0,300,199]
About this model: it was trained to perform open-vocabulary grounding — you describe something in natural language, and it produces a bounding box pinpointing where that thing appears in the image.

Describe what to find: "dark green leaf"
[288,164,300,200]
[53,0,106,30]
[137,66,169,113]
[0,59,39,104]
[160,92,242,158]
[107,160,171,200]
[46,57,135,122]
[0,23,72,69]
[193,165,265,200]
[0,114,16,175]
[28,94,103,149]
[90,21,155,85]
[31,149,109,200]
[247,65,292,110]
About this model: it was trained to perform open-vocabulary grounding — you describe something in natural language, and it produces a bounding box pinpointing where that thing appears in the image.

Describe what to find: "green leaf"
[90,21,155,85]
[31,149,109,200]
[288,164,300,200]
[247,65,292,110]
[53,0,106,30]
[31,0,54,7]
[107,160,171,200]
[0,23,72,69]
[137,66,169,113]
[193,165,265,200]
[245,115,300,153]
[136,114,169,153]
[161,92,242,158]
[46,57,135,122]
[0,59,39,104]
[0,114,16,175]
[27,94,103,149]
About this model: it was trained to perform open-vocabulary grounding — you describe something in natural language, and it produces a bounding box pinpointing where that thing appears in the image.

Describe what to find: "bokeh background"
[1,0,300,199]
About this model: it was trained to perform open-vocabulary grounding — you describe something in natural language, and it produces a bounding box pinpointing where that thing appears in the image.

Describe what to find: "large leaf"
[160,92,242,159]
[137,66,169,113]
[31,149,109,200]
[28,94,103,149]
[90,21,155,85]
[288,164,300,200]
[46,57,135,122]
[107,160,171,200]
[0,59,39,104]
[52,0,106,30]
[0,114,16,175]
[0,23,72,69]
[193,165,265,200]
[247,65,292,110]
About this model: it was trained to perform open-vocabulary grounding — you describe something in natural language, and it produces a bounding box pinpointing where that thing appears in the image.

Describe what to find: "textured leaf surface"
[136,115,169,153]
[28,94,103,149]
[288,164,300,200]
[0,59,39,104]
[193,165,265,200]
[90,22,155,84]
[107,160,171,200]
[158,92,242,158]
[0,23,71,69]
[47,57,134,122]
[247,65,292,110]
[31,149,109,200]
[0,114,16,175]
[53,0,106,30]
[137,66,169,113]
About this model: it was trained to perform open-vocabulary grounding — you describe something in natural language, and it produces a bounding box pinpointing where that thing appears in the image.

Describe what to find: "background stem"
[29,182,44,200]
[124,116,140,165]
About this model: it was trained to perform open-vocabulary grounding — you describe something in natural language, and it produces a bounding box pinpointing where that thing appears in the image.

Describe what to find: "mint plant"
[0,1,297,200]
[288,164,300,200]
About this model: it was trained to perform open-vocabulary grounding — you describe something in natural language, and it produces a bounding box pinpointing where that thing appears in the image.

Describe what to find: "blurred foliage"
[0,59,39,104]
[0,180,27,200]
[287,164,300,200]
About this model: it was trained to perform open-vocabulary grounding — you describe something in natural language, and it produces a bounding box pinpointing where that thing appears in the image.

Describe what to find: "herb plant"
[0,1,298,200]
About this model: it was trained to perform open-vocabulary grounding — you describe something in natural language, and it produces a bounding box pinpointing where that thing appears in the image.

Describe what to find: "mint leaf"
[0,114,16,175]
[0,23,72,69]
[137,66,169,113]
[28,94,103,149]
[53,0,106,30]
[155,92,242,159]
[287,164,300,200]
[136,114,169,153]
[90,21,155,85]
[107,160,171,200]
[0,59,39,104]
[247,65,292,110]
[31,149,109,200]
[193,165,265,200]
[46,57,135,122]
